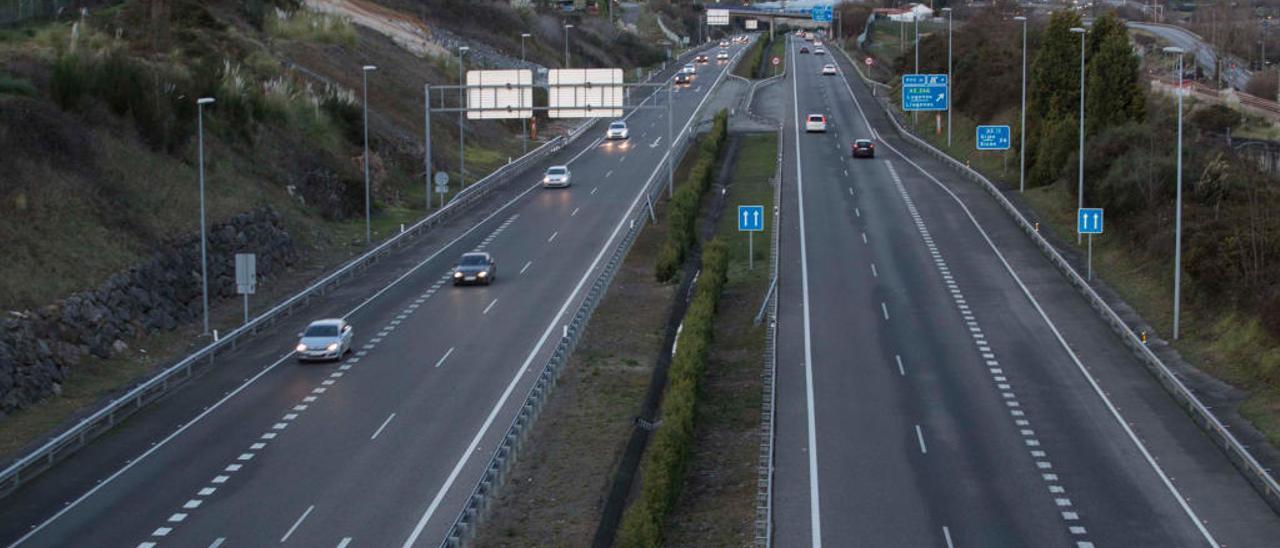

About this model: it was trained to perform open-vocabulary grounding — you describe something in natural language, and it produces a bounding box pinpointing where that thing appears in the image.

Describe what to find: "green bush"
[734,36,767,79]
[654,110,729,281]
[617,238,729,548]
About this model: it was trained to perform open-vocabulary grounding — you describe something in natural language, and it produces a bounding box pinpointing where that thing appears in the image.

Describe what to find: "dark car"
[799,46,809,54]
[852,139,876,158]
[696,54,709,63]
[674,72,692,85]
[453,252,497,286]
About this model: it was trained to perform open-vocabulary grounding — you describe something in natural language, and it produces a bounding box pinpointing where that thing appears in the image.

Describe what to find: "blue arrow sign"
[1077,208,1104,235]
[976,125,1011,150]
[811,6,833,22]
[738,205,765,232]
[902,74,948,111]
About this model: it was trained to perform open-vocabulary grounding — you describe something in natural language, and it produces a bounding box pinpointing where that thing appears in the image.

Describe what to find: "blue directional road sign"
[976,125,1011,150]
[902,74,949,111]
[738,205,765,232]
[811,6,833,22]
[1078,208,1104,235]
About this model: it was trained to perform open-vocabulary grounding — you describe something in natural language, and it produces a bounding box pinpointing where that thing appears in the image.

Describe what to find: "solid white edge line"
[789,36,824,548]
[370,413,397,440]
[399,44,738,548]
[830,47,1219,547]
[280,504,314,543]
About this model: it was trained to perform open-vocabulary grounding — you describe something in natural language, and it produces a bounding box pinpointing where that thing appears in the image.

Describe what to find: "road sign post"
[1077,208,1104,281]
[235,253,256,325]
[739,205,764,270]
[772,55,780,77]
[901,74,949,112]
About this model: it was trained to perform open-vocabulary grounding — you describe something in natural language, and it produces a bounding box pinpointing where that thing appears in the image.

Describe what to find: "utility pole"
[196,97,215,336]
[1166,46,1186,340]
[564,24,574,68]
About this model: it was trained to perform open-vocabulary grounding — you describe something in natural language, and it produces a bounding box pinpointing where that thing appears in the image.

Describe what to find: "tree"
[1086,13,1145,134]
[1025,10,1083,186]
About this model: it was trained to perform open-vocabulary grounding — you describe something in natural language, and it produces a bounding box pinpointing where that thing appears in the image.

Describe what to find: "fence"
[438,40,743,548]
[836,43,1280,516]
[0,115,595,500]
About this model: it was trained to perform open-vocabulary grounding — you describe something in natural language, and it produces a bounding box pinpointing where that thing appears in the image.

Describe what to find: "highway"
[0,42,746,547]
[770,35,1280,547]
[1127,21,1252,91]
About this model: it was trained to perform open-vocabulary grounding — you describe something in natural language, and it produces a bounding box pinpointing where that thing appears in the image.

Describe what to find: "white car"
[805,114,828,133]
[813,46,825,55]
[814,40,823,47]
[606,121,629,140]
[295,319,353,362]
[717,50,729,61]
[719,40,730,47]
[543,165,571,188]
[822,64,837,75]
[683,63,696,75]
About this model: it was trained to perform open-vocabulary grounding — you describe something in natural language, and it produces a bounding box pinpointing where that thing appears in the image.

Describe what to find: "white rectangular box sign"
[466,69,534,120]
[548,68,624,118]
[708,9,730,26]
[745,19,758,30]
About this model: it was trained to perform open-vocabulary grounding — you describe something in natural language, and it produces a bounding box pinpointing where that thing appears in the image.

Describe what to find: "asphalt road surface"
[0,42,746,548]
[1127,22,1252,91]
[770,36,1280,547]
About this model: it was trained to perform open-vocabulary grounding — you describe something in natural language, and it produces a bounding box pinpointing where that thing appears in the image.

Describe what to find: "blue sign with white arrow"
[1078,208,1104,235]
[902,74,949,111]
[976,125,1011,150]
[811,6,833,22]
[738,205,765,232]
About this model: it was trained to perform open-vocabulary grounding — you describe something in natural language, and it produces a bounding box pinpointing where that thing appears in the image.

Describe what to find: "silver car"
[295,319,353,361]
[543,165,571,188]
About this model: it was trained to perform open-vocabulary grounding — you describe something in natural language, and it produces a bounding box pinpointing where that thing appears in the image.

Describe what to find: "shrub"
[0,73,35,97]
[50,53,87,110]
[654,110,729,281]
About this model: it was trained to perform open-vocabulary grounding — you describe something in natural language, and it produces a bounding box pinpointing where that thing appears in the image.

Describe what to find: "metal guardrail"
[753,121,784,548]
[0,116,596,500]
[438,41,744,548]
[834,43,1280,515]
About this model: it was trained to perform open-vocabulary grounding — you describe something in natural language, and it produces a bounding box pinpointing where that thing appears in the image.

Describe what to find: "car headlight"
[543,177,551,183]
[296,343,307,352]
[454,271,464,278]
[477,271,488,277]
[326,342,339,352]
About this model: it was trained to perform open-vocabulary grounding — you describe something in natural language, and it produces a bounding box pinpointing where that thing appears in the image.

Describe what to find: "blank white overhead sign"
[708,9,730,26]
[466,69,533,120]
[746,19,758,30]
[548,68,624,118]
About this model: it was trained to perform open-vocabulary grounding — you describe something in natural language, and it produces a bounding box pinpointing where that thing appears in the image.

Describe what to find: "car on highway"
[851,139,876,158]
[799,46,809,54]
[683,62,696,74]
[813,46,825,55]
[805,114,828,132]
[674,71,692,85]
[543,165,571,188]
[822,64,837,75]
[295,319,353,362]
[814,40,823,47]
[719,40,730,47]
[606,121,629,140]
[453,252,497,286]
[695,54,709,63]
[717,50,729,61]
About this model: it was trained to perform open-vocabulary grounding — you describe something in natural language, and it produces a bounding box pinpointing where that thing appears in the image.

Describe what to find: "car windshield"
[547,167,567,175]
[809,116,823,122]
[610,123,625,129]
[460,255,488,266]
[305,324,338,337]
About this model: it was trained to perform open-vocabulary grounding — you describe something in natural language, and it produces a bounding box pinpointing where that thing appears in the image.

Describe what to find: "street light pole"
[944,7,952,148]
[564,24,574,68]
[362,65,376,244]
[457,47,468,188]
[914,13,920,125]
[1016,16,1027,193]
[1166,46,1186,340]
[521,32,531,154]
[1071,27,1086,244]
[196,97,215,336]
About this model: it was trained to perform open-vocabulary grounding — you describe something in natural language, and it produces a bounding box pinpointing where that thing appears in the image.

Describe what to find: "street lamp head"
[362,65,377,71]
[197,97,215,105]
[1013,15,1027,21]
[521,33,531,38]
[1069,27,1086,34]
[942,7,951,12]
[565,24,574,29]
[458,46,469,53]
[1164,46,1185,54]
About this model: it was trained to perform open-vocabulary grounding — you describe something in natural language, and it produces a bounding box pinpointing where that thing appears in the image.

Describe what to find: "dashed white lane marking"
[895,354,906,376]
[605,170,613,178]
[591,187,599,195]
[854,208,860,217]
[915,424,928,454]
[571,207,580,217]
[483,299,499,315]
[861,232,868,244]
[619,155,627,163]
[337,538,353,548]
[280,505,315,543]
[871,263,878,278]
[942,526,955,548]
[151,528,171,537]
[138,543,157,548]
[371,413,397,440]
[880,302,890,320]
[848,187,854,196]
[209,538,225,548]
[520,261,532,274]
[435,347,456,368]
[167,513,186,523]
[548,231,559,242]
[198,487,216,496]
[884,159,1093,546]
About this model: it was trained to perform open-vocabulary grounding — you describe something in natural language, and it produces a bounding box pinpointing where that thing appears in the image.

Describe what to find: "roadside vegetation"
[864,9,1280,444]
[733,35,767,79]
[655,110,729,282]
[665,132,778,545]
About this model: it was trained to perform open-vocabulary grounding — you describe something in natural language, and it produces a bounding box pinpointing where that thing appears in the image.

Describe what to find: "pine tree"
[1086,15,1145,134]
[1025,10,1083,186]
